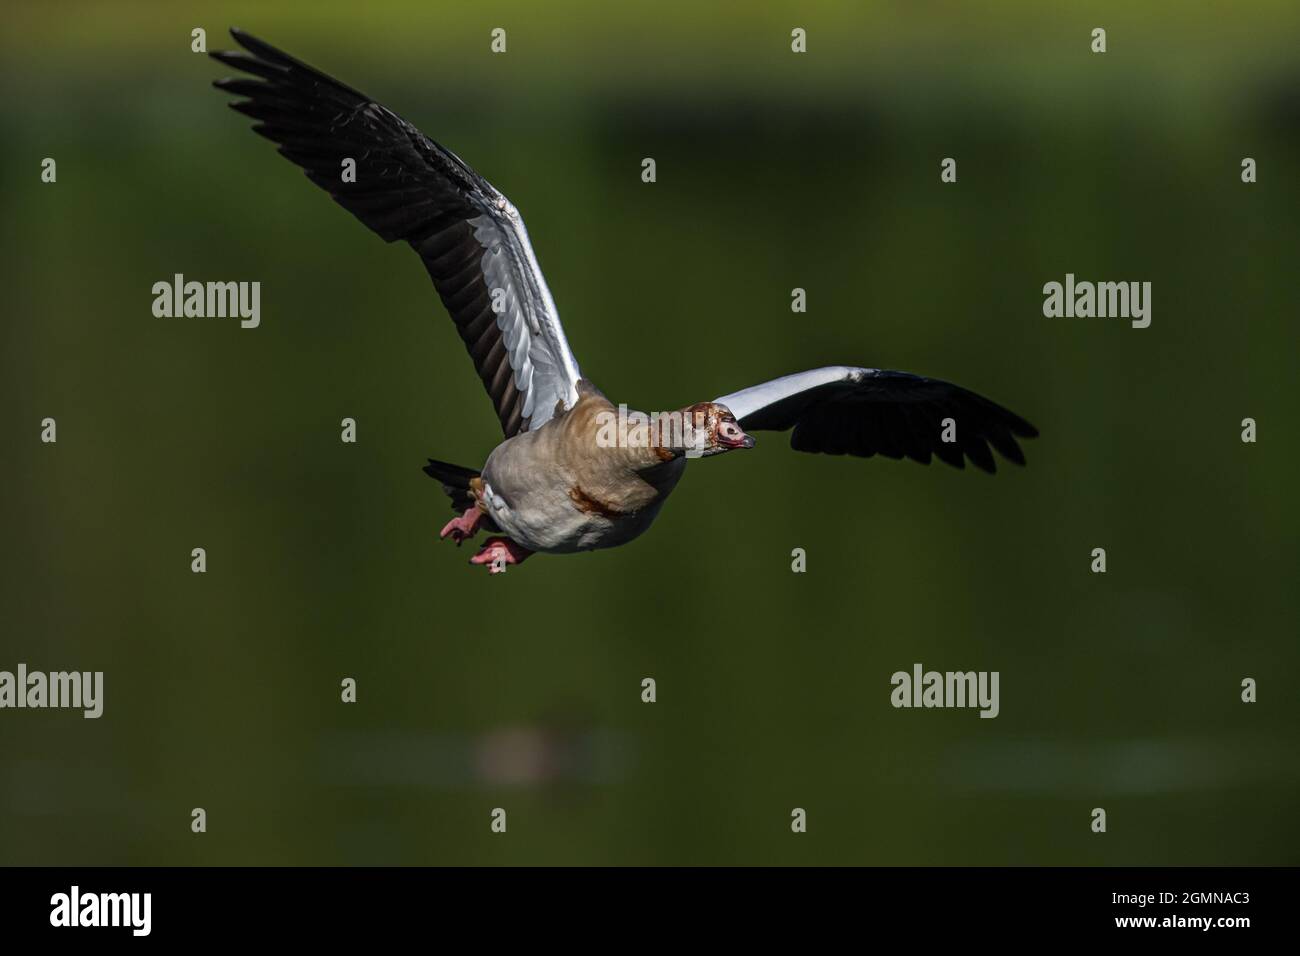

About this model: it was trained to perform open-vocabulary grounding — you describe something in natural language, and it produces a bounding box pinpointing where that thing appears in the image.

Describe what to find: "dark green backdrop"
[2,1,1297,865]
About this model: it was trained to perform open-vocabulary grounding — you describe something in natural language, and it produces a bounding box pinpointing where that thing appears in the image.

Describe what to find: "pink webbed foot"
[440,507,485,546]
[469,537,533,574]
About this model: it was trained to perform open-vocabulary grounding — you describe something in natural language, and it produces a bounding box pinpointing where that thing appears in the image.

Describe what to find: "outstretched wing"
[715,366,1039,473]
[210,28,581,436]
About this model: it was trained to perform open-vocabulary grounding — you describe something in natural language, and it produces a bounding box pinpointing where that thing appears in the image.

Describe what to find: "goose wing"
[715,366,1038,473]
[211,28,581,436]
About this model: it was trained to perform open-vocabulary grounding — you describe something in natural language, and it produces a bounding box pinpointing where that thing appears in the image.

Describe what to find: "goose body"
[211,29,1039,573]
[477,384,687,554]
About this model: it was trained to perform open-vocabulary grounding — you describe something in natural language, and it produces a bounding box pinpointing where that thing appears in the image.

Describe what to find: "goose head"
[683,402,756,458]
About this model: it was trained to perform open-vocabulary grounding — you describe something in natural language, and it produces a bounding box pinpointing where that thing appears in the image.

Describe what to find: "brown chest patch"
[568,485,626,519]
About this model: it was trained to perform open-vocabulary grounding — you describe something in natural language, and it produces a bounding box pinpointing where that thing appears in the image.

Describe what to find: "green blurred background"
[1,0,1297,865]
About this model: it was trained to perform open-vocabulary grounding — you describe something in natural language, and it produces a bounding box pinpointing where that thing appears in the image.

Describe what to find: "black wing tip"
[211,75,261,95]
[979,425,1034,469]
[771,368,1041,472]
[229,27,273,55]
[1001,442,1028,467]
[208,29,289,75]
[967,425,1032,471]
[970,393,1039,451]
[1000,410,1039,439]
[208,50,281,83]
[210,27,374,113]
[208,27,259,59]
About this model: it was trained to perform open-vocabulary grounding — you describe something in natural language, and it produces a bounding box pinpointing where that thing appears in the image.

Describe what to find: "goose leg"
[469,536,533,574]
[440,507,484,545]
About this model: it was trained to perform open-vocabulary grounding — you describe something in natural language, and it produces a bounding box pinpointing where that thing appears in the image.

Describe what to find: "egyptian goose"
[211,29,1039,573]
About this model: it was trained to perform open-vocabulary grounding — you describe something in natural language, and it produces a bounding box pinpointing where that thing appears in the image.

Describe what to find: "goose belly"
[479,478,669,554]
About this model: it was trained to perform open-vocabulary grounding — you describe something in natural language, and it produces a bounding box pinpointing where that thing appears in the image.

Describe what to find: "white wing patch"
[470,210,581,431]
[715,366,872,422]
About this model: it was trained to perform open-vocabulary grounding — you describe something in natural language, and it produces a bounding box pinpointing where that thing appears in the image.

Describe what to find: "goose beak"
[721,429,756,450]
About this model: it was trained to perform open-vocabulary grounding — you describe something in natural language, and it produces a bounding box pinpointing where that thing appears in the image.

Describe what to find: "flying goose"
[211,29,1039,573]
